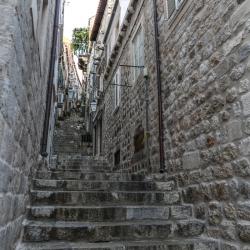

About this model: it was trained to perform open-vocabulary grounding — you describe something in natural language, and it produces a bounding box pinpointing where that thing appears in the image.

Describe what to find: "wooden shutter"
[167,0,176,18]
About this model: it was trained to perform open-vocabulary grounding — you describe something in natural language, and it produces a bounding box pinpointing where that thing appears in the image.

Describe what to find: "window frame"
[112,69,120,112]
[165,0,187,25]
[132,25,144,81]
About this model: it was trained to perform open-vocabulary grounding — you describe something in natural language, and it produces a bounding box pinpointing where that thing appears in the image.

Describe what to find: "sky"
[63,0,100,40]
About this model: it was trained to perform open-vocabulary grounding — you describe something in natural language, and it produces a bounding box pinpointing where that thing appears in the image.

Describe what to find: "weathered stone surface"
[207,227,219,239]
[230,1,249,26]
[221,221,237,240]
[200,183,213,200]
[239,42,250,61]
[245,117,250,135]
[227,119,242,141]
[170,206,192,220]
[195,203,206,219]
[239,137,250,156]
[214,164,233,179]
[216,24,231,46]
[195,135,206,149]
[182,185,200,203]
[230,64,245,80]
[226,87,237,103]
[241,92,250,116]
[240,180,250,198]
[222,143,238,161]
[232,158,250,176]
[222,30,244,56]
[190,170,202,184]
[232,102,242,117]
[200,60,209,75]
[239,79,250,93]
[229,179,240,198]
[220,243,237,250]
[238,224,250,242]
[208,202,222,226]
[223,202,236,220]
[215,181,229,200]
[219,75,230,91]
[182,151,200,170]
[216,58,229,77]
[200,147,222,168]
[238,202,250,221]
[177,220,205,237]
[203,167,214,182]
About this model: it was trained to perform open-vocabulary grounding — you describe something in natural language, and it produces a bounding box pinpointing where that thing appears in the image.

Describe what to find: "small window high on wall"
[114,150,120,166]
[132,26,143,80]
[112,70,120,111]
[166,0,186,20]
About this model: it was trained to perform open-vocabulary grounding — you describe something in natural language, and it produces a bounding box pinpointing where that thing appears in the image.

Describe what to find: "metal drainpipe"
[144,68,150,174]
[41,0,61,157]
[153,0,165,173]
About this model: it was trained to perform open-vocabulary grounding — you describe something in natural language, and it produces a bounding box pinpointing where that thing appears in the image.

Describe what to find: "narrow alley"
[19,114,216,249]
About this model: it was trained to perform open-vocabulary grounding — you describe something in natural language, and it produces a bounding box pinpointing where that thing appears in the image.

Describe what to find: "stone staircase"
[53,116,91,155]
[18,116,217,249]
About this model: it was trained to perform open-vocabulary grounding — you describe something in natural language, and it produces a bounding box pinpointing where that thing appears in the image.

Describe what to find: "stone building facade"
[0,0,63,249]
[89,0,250,248]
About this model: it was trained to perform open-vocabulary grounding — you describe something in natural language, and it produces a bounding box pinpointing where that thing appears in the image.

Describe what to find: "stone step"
[23,220,205,242]
[31,190,180,206]
[55,166,110,171]
[27,205,192,222]
[36,171,169,182]
[33,179,175,191]
[17,238,218,250]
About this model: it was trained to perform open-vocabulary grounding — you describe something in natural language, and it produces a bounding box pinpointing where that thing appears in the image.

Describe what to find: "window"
[134,130,145,154]
[113,70,120,110]
[133,27,143,80]
[99,74,103,92]
[114,150,120,166]
[166,0,186,19]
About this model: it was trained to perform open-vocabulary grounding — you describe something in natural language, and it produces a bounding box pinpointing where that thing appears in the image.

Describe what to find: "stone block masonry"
[0,1,55,249]
[157,0,250,248]
[101,0,250,248]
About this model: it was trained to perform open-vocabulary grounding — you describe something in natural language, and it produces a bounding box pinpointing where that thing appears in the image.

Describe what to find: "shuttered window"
[166,0,186,19]
[133,26,143,80]
[113,71,120,110]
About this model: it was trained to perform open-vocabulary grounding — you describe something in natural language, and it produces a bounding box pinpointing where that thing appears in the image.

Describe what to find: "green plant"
[65,111,71,117]
[71,27,89,54]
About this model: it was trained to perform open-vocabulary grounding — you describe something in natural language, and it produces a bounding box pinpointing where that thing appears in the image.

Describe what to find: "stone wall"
[0,0,55,249]
[103,0,161,173]
[157,0,250,248]
[102,0,250,248]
